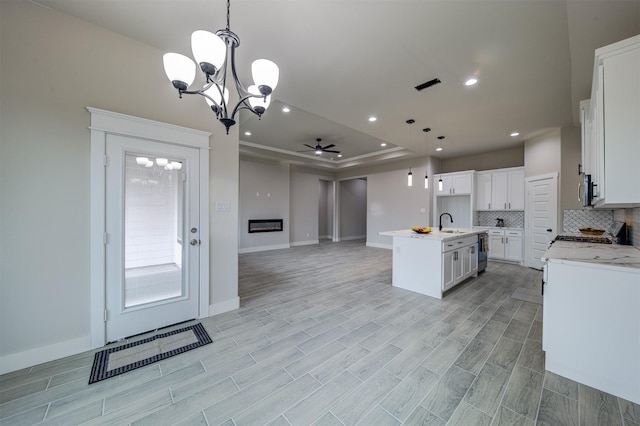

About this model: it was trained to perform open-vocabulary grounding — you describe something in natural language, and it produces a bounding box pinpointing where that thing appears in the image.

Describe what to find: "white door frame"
[88,107,210,349]
[524,172,558,269]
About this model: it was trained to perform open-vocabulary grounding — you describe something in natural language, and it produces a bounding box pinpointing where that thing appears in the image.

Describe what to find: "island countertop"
[542,241,640,272]
[379,228,485,242]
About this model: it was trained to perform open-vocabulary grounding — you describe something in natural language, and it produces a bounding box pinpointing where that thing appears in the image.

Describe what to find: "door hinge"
[103,232,110,245]
[104,309,109,322]
[103,154,109,167]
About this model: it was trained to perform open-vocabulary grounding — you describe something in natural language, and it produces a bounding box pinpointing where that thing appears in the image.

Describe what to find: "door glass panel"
[123,154,185,308]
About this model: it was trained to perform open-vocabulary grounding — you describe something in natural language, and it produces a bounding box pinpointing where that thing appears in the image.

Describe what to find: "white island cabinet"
[379,229,481,299]
[542,241,640,404]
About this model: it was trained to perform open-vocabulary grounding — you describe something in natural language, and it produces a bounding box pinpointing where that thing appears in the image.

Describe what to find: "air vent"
[415,78,441,92]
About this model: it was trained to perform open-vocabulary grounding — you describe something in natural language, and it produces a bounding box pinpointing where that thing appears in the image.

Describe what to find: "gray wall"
[441,146,524,173]
[366,162,432,248]
[1,2,238,362]
[318,180,334,239]
[560,126,583,210]
[524,128,562,178]
[239,159,290,251]
[339,179,367,240]
[290,170,322,245]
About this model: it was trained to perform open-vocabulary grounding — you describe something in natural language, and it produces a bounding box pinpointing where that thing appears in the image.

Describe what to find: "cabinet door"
[453,250,465,283]
[476,172,492,210]
[580,99,592,176]
[442,250,455,290]
[491,172,508,210]
[462,244,477,278]
[507,169,525,210]
[488,233,505,259]
[602,46,640,205]
[452,174,472,195]
[437,176,453,195]
[468,244,478,273]
[505,235,523,262]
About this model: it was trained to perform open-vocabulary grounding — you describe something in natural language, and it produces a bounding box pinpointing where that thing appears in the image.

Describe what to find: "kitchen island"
[379,229,484,299]
[542,241,640,404]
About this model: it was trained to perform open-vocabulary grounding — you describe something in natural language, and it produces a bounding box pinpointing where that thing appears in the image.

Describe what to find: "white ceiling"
[34,0,639,170]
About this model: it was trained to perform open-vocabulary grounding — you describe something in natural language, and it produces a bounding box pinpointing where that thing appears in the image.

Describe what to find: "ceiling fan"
[299,138,340,155]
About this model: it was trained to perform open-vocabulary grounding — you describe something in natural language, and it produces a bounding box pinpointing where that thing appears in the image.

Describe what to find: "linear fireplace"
[248,219,284,233]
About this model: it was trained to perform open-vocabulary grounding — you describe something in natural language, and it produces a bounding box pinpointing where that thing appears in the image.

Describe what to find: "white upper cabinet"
[474,167,524,210]
[436,171,473,196]
[475,172,492,210]
[585,35,640,208]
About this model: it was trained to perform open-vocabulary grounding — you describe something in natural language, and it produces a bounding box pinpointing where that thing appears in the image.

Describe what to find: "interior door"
[105,134,200,342]
[525,174,558,270]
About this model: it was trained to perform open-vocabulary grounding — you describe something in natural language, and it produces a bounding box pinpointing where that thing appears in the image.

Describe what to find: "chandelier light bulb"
[135,157,149,166]
[191,30,226,75]
[248,85,272,112]
[156,158,169,167]
[203,85,229,108]
[252,59,280,94]
[145,160,154,168]
[162,53,196,91]
[171,161,183,170]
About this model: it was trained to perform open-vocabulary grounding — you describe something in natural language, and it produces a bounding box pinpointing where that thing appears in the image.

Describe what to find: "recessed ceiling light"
[380,143,387,147]
[244,131,252,136]
[337,154,343,158]
[282,107,290,113]
[368,116,377,122]
[510,132,520,137]
[436,147,443,152]
[465,78,478,86]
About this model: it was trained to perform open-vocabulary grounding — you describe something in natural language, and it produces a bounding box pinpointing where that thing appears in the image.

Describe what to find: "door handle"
[190,239,201,246]
[578,182,582,202]
[546,229,552,232]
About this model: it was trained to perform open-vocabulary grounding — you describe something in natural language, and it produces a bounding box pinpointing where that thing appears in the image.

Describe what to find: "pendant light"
[406,119,415,186]
[423,128,431,189]
[436,135,445,191]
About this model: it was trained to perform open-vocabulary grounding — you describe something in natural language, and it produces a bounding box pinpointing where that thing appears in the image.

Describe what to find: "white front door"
[105,134,201,342]
[525,173,558,270]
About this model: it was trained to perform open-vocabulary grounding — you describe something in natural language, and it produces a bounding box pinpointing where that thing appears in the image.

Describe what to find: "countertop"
[542,241,640,272]
[379,228,484,242]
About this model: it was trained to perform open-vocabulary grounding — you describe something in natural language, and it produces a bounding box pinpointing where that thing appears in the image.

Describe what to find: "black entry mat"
[89,322,212,384]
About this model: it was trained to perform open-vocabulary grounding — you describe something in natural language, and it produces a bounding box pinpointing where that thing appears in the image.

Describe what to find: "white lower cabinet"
[488,229,523,263]
[543,259,640,404]
[442,235,478,292]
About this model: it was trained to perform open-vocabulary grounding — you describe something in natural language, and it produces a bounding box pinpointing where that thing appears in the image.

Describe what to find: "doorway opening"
[338,178,367,242]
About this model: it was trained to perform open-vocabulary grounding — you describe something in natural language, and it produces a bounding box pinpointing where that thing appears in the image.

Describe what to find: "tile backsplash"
[562,209,613,233]
[476,211,524,228]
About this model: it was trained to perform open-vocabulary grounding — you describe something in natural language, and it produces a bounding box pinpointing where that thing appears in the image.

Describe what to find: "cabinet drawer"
[442,235,477,252]
[488,229,504,236]
[505,230,522,237]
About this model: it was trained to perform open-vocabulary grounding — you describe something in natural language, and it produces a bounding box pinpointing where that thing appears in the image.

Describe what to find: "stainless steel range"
[551,221,627,246]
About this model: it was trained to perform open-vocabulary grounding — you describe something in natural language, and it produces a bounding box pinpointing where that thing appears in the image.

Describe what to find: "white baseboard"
[238,243,290,254]
[290,240,319,247]
[0,336,91,375]
[366,242,392,250]
[340,235,366,241]
[208,297,240,316]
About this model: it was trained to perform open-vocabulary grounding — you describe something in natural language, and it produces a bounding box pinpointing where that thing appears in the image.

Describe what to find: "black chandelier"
[162,0,279,134]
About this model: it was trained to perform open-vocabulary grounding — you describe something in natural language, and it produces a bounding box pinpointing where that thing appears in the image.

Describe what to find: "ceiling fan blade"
[303,144,316,149]
[323,149,341,153]
[321,144,335,150]
[297,149,315,152]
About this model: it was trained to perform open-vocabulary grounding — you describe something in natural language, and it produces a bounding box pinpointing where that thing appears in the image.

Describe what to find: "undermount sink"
[440,229,465,234]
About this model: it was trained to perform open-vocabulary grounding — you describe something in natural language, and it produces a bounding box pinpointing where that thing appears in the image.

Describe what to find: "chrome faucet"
[439,213,453,231]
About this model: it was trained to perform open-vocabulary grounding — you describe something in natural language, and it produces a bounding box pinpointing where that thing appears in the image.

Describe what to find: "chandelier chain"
[226,0,231,31]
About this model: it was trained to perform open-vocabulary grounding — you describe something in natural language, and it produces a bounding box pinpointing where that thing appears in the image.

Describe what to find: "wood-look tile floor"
[1,240,639,425]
